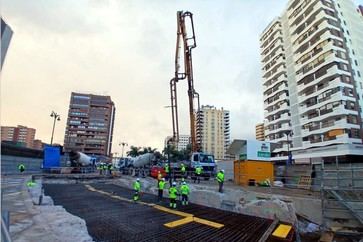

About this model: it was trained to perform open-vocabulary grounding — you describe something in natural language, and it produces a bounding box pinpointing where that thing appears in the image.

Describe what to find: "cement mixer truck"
[118,153,155,176]
[67,151,98,173]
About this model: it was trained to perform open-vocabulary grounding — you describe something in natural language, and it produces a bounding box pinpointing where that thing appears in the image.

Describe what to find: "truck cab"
[190,152,216,177]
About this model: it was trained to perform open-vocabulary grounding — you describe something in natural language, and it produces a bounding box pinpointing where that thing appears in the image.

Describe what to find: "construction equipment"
[168,11,216,178]
[169,11,199,151]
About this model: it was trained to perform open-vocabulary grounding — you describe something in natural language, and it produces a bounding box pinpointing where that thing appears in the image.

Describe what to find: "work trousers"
[170,198,176,208]
[181,194,188,205]
[194,174,201,184]
[133,190,139,201]
[218,181,224,193]
[158,189,163,201]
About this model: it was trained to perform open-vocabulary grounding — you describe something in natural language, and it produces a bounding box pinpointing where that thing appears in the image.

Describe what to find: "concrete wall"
[1,155,43,174]
[113,176,322,225]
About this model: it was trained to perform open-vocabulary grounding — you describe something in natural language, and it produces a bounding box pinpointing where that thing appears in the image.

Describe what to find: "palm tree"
[126,146,140,157]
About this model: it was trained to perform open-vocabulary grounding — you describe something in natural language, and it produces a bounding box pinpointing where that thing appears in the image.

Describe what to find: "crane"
[169,11,201,152]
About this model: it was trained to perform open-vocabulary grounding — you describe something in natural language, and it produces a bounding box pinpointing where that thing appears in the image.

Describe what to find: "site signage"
[247,140,271,161]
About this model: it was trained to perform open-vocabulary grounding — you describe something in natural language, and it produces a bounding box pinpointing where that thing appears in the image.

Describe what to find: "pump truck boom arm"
[169,11,200,152]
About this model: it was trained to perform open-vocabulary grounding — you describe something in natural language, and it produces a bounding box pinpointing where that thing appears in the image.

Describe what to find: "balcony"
[266,113,291,126]
[262,45,284,64]
[264,82,288,99]
[263,71,286,88]
[295,52,342,83]
[263,65,286,83]
[292,9,338,41]
[265,102,290,117]
[297,66,350,93]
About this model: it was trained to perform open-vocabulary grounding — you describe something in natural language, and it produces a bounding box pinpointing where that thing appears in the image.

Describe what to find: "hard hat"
[136,178,140,181]
[162,178,165,181]
[172,182,176,186]
[183,181,186,185]
[221,169,225,173]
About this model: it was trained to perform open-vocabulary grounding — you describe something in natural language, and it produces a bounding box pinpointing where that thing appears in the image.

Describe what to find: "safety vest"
[217,172,224,183]
[169,187,178,199]
[134,181,141,192]
[165,164,169,173]
[158,180,166,190]
[195,167,202,175]
[180,184,190,195]
[181,164,186,172]
[18,164,25,172]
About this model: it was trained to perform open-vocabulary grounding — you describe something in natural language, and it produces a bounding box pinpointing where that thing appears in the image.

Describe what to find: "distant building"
[255,123,265,141]
[63,92,116,157]
[1,18,13,70]
[164,134,190,151]
[33,139,45,150]
[197,105,230,160]
[1,125,36,148]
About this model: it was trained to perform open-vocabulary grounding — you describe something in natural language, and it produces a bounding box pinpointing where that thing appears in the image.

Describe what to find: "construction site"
[2,1,363,242]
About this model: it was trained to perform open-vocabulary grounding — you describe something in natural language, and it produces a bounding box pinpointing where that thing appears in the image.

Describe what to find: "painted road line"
[153,205,193,217]
[164,217,194,228]
[85,184,224,229]
[193,217,224,228]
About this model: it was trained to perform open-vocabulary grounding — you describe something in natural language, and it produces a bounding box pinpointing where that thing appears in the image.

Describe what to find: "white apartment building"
[164,135,191,151]
[260,0,363,161]
[197,105,230,160]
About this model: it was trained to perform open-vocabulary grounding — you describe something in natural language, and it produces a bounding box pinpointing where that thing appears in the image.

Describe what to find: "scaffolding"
[320,163,363,233]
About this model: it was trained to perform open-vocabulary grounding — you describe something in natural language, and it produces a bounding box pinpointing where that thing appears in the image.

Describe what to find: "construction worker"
[18,163,25,173]
[133,178,141,201]
[180,181,190,206]
[194,165,203,184]
[107,163,113,175]
[157,170,163,181]
[216,169,225,193]
[164,163,170,181]
[180,163,186,178]
[169,182,178,209]
[158,178,166,202]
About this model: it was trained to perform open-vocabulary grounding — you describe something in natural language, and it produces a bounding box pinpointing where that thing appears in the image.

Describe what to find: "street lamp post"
[120,142,128,158]
[285,130,293,165]
[50,111,61,145]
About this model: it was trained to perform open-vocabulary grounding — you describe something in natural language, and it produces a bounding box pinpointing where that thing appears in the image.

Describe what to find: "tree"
[126,146,140,157]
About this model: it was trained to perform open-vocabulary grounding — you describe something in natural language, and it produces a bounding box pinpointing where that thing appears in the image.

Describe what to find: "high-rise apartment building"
[1,18,13,70]
[1,125,36,148]
[255,123,265,141]
[63,92,116,157]
[197,105,230,160]
[260,0,363,160]
[164,134,191,151]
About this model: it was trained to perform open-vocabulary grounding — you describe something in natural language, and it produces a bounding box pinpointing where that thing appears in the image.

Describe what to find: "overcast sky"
[2,0,363,153]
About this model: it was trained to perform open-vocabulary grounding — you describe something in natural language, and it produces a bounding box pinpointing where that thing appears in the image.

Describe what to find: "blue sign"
[43,145,60,168]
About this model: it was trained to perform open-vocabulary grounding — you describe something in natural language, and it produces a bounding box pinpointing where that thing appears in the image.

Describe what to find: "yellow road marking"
[154,205,193,217]
[164,217,194,228]
[85,184,224,229]
[193,217,224,229]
